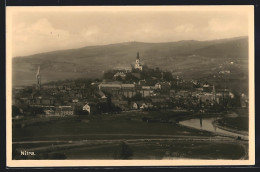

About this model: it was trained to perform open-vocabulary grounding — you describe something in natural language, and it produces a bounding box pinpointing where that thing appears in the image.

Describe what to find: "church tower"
[36,65,41,90]
[134,52,143,71]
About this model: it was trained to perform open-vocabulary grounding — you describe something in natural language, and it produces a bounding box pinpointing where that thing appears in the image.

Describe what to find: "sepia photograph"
[6,6,255,167]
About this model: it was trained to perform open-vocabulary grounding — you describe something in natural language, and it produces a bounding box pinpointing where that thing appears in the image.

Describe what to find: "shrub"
[113,142,133,159]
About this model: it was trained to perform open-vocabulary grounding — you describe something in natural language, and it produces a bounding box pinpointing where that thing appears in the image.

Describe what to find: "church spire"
[134,52,143,71]
[36,65,40,76]
[36,65,41,90]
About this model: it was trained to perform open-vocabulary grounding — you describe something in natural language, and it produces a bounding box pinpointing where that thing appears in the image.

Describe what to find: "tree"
[113,142,133,159]
[12,105,21,117]
[116,76,122,81]
[74,106,88,115]
[103,70,115,80]
[28,107,44,116]
[163,72,173,81]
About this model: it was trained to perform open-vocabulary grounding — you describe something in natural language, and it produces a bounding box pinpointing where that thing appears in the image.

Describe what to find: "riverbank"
[179,112,248,140]
[213,117,248,136]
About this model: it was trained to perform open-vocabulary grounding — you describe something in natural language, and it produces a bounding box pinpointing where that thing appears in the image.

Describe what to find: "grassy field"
[13,111,216,142]
[63,140,246,160]
[12,110,248,160]
[216,117,248,132]
[215,108,249,132]
[13,139,247,160]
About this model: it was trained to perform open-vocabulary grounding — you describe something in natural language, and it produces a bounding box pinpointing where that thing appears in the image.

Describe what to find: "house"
[122,84,135,89]
[83,104,91,113]
[44,109,55,116]
[139,86,154,97]
[122,84,136,98]
[140,103,148,109]
[155,82,171,90]
[96,90,107,99]
[219,70,231,74]
[140,103,153,109]
[98,83,122,95]
[72,99,79,103]
[99,83,136,98]
[138,79,146,86]
[176,90,191,97]
[55,106,74,116]
[202,84,212,93]
[132,102,139,110]
[197,93,214,103]
[98,83,121,90]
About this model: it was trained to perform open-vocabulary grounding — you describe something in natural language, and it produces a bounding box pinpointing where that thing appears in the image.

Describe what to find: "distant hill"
[12,36,248,87]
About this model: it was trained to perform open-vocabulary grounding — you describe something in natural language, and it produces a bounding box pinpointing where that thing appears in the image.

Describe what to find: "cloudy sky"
[7,6,251,57]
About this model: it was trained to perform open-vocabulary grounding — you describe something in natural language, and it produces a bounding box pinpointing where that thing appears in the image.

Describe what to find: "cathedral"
[134,52,143,71]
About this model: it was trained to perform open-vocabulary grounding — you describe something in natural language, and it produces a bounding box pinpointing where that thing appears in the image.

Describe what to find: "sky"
[7,6,251,57]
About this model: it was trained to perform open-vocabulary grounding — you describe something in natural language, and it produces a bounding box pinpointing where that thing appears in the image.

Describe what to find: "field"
[12,110,248,160]
[13,111,215,142]
[215,108,249,134]
[217,117,248,132]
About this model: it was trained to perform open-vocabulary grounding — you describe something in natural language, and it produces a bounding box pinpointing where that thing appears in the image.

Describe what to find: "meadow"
[12,110,248,160]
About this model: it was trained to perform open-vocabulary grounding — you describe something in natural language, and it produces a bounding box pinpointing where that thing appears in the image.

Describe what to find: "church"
[134,52,143,71]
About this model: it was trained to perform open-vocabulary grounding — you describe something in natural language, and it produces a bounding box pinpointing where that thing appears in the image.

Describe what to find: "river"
[179,116,248,140]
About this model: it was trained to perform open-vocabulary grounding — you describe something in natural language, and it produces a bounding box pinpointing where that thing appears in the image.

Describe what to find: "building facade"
[55,106,74,116]
[83,104,91,113]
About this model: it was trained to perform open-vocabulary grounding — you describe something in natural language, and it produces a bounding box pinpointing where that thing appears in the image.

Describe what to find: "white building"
[55,106,74,116]
[83,104,91,113]
[132,102,138,110]
[114,72,126,80]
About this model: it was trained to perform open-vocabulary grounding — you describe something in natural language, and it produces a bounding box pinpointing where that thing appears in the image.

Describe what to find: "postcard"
[6,5,255,167]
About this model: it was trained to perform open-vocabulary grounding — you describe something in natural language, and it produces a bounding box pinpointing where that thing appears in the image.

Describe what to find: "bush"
[113,142,133,159]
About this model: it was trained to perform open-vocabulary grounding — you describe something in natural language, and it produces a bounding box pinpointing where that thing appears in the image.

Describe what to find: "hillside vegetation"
[13,36,248,89]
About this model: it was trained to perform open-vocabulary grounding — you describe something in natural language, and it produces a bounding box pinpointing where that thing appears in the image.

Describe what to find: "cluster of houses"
[98,81,171,98]
[97,80,237,111]
[13,52,248,118]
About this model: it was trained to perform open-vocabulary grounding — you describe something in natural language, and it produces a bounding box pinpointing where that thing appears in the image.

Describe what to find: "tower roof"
[136,52,140,59]
[36,65,40,76]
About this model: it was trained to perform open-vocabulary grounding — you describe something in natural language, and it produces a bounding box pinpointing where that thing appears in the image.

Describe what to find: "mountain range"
[12,36,248,88]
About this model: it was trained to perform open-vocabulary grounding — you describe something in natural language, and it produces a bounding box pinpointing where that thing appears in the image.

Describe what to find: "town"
[12,52,248,118]
[9,6,252,162]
